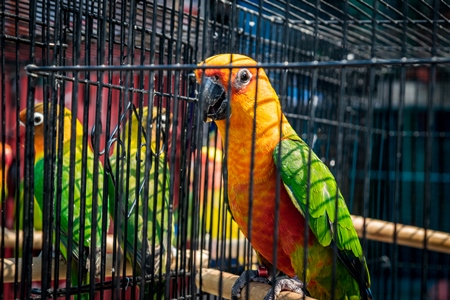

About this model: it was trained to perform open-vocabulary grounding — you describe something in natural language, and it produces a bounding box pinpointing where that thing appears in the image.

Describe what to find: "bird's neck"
[34,139,46,162]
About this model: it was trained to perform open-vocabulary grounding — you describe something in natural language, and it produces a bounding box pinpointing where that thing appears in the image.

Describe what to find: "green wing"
[17,179,43,231]
[33,137,105,283]
[273,136,370,288]
[61,142,104,261]
[109,106,170,275]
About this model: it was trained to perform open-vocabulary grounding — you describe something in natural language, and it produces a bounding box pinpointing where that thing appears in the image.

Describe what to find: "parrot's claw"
[263,276,304,300]
[231,270,271,300]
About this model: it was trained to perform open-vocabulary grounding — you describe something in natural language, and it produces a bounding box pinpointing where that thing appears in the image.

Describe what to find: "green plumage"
[17,187,43,231]
[33,145,104,270]
[108,106,171,297]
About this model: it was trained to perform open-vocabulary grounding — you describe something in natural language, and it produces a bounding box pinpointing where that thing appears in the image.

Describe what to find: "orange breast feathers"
[226,159,314,278]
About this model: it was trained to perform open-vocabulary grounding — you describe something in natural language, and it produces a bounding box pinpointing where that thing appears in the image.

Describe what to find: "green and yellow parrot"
[108,105,171,297]
[19,103,106,299]
[196,54,372,300]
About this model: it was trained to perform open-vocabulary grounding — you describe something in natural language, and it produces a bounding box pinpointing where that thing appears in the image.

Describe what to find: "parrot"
[19,103,106,299]
[195,54,372,300]
[107,105,171,298]
[0,143,12,198]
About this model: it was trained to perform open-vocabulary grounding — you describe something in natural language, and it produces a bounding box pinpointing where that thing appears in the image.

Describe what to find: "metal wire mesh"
[0,0,449,299]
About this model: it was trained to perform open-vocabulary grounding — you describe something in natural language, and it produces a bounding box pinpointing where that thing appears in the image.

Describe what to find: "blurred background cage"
[0,0,449,299]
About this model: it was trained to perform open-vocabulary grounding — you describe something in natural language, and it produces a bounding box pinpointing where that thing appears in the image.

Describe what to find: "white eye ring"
[234,68,252,88]
[33,112,44,126]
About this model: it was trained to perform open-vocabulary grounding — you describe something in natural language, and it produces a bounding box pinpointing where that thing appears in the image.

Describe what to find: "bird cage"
[1,0,449,299]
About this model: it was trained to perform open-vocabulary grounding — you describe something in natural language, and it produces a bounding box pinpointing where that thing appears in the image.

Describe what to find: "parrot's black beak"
[200,76,229,122]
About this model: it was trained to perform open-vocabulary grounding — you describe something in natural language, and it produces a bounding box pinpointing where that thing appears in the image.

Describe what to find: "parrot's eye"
[211,75,220,83]
[33,112,44,126]
[235,68,252,88]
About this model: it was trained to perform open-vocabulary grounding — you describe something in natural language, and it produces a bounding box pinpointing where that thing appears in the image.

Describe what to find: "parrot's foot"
[231,269,271,300]
[263,276,304,300]
[58,253,66,261]
[87,247,102,278]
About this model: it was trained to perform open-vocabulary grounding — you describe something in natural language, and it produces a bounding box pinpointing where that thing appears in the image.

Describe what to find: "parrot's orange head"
[19,103,74,157]
[195,54,275,123]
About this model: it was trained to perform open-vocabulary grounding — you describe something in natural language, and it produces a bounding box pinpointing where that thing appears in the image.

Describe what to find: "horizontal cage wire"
[0,0,449,300]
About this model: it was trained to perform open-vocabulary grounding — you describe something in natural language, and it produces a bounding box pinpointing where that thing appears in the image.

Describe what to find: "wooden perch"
[351,215,450,254]
[2,249,209,283]
[196,268,315,300]
[2,254,131,283]
[0,228,114,252]
[1,228,44,250]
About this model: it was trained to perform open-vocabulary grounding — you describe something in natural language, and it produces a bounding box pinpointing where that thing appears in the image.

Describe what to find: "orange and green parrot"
[19,103,106,299]
[108,105,171,297]
[195,54,372,300]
